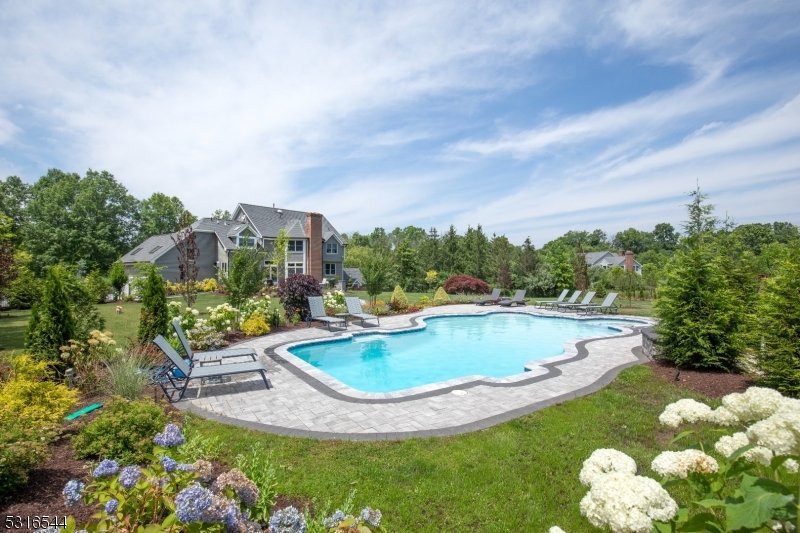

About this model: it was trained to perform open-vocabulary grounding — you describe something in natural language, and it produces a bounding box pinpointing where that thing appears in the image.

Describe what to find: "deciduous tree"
[138,193,194,242]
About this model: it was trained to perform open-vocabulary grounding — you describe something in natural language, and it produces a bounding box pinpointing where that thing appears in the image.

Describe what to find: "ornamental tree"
[443,274,490,295]
[219,245,265,310]
[276,274,322,321]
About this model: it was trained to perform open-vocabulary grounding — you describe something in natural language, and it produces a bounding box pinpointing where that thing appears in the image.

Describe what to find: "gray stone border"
[179,343,649,440]
[265,312,649,403]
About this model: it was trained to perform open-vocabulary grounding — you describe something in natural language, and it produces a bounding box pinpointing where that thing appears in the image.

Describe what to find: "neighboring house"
[121,203,346,283]
[342,268,364,289]
[583,250,642,274]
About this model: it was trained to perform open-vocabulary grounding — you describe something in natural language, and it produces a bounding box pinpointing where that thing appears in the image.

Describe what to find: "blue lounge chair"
[556,291,596,312]
[345,297,380,326]
[578,293,619,315]
[498,289,526,307]
[533,289,569,309]
[152,335,271,402]
[307,296,347,331]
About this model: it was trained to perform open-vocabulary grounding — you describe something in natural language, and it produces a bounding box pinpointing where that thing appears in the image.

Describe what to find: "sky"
[1,1,799,247]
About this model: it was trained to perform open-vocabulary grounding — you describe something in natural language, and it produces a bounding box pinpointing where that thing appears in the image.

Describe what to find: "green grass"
[185,366,711,532]
[346,290,436,305]
[0,308,30,351]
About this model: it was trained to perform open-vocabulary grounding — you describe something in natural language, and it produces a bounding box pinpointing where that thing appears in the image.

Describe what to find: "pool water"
[288,314,642,392]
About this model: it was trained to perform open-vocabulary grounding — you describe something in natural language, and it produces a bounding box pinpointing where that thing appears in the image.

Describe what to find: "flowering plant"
[322,291,345,311]
[207,303,238,332]
[169,301,200,332]
[239,296,272,324]
[566,387,800,533]
[186,325,228,351]
[59,330,120,394]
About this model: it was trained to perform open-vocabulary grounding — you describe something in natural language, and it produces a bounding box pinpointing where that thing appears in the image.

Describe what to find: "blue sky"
[1,1,799,246]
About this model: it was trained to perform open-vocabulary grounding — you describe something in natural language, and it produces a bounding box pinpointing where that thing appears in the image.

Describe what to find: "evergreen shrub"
[6,264,42,309]
[433,287,450,305]
[73,398,168,465]
[137,266,169,344]
[24,267,76,364]
[443,275,490,295]
[388,285,409,311]
[276,274,322,321]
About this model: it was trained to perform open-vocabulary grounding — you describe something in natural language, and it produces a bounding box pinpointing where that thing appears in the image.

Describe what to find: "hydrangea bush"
[322,290,345,312]
[559,386,800,533]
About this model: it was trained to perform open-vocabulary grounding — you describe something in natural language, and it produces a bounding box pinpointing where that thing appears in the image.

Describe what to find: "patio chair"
[578,293,619,315]
[172,320,257,365]
[474,288,502,306]
[344,297,380,326]
[152,335,272,402]
[542,290,581,310]
[556,291,596,312]
[498,289,527,307]
[307,296,347,331]
[533,289,569,309]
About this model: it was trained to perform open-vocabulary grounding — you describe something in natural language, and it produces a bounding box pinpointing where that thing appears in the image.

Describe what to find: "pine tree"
[138,266,169,344]
[24,267,76,365]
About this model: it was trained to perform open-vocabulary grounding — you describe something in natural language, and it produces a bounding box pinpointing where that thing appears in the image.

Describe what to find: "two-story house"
[583,250,642,274]
[121,203,346,284]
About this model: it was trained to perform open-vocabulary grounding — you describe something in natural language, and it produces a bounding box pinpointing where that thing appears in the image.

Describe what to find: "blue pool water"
[288,314,643,392]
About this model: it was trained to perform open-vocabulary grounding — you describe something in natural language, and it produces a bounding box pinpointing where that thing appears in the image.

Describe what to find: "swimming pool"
[287,313,643,392]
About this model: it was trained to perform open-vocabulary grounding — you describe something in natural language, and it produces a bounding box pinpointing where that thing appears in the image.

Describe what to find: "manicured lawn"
[186,366,710,532]
[346,290,438,305]
[0,308,30,351]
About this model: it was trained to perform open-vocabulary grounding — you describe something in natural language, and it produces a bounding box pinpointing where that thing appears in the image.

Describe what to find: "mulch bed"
[646,359,756,398]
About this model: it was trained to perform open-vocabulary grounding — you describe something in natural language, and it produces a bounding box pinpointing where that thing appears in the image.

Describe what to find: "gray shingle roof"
[121,233,177,263]
[343,268,364,286]
[192,218,238,250]
[237,203,344,243]
[583,251,642,268]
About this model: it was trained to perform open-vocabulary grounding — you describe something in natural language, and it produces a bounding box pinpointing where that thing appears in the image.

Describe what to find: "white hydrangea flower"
[579,449,638,487]
[191,309,199,316]
[548,528,567,533]
[784,459,799,474]
[744,446,774,466]
[714,432,750,458]
[706,406,739,426]
[722,387,785,422]
[580,472,678,533]
[651,450,718,479]
[658,399,712,428]
[746,410,800,456]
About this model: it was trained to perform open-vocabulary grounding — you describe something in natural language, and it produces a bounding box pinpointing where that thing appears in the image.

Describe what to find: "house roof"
[121,232,178,263]
[583,251,642,268]
[192,218,239,250]
[343,268,364,285]
[236,203,345,243]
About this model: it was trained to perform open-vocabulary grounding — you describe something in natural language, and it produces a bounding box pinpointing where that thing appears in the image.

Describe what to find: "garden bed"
[645,359,756,398]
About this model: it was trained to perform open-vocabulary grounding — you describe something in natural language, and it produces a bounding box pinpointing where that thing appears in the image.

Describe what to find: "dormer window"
[237,228,256,247]
[326,243,338,254]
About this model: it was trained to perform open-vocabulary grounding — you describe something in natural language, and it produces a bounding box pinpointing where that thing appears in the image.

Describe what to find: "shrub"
[59,330,119,394]
[443,274,490,295]
[388,285,409,311]
[753,242,800,396]
[6,264,42,309]
[186,325,227,351]
[277,274,322,321]
[83,269,111,304]
[241,313,271,336]
[104,347,156,401]
[0,417,54,502]
[73,398,168,465]
[433,287,450,305]
[239,295,272,323]
[419,295,430,307]
[235,442,278,524]
[197,277,217,292]
[0,353,78,424]
[25,266,76,364]
[108,260,128,300]
[137,266,169,344]
[323,290,346,310]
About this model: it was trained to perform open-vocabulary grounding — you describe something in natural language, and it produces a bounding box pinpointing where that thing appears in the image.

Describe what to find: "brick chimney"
[625,250,634,272]
[306,212,323,281]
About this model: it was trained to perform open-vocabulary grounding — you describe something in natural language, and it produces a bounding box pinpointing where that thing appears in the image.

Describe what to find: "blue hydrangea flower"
[222,502,246,532]
[105,498,119,514]
[268,506,307,533]
[360,507,382,528]
[93,459,120,478]
[175,483,214,523]
[62,479,85,507]
[153,423,185,447]
[161,455,178,473]
[322,510,347,528]
[118,466,142,489]
[177,462,194,472]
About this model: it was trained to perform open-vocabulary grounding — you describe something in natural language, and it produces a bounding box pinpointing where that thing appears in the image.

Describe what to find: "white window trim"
[324,263,336,276]
[326,242,338,254]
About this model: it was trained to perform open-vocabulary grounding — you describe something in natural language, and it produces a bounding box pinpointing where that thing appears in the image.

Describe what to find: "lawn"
[185,365,710,532]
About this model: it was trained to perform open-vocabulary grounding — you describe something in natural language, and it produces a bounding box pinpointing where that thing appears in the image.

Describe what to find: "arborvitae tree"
[753,242,800,396]
[655,186,747,371]
[109,260,129,300]
[137,266,169,344]
[440,225,462,275]
[462,224,489,280]
[573,242,590,291]
[24,267,76,365]
[394,238,418,290]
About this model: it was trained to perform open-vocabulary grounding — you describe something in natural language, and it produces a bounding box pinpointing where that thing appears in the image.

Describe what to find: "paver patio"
[177,304,654,440]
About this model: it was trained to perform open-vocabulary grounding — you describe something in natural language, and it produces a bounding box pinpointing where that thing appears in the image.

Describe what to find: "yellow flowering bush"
[197,277,218,292]
[240,314,271,336]
[59,330,119,394]
[0,354,78,425]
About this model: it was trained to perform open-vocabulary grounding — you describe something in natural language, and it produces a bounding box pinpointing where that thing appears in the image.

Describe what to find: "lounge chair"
[533,289,569,309]
[344,297,380,326]
[171,320,257,364]
[474,288,502,306]
[556,291,596,312]
[498,289,526,307]
[578,293,619,315]
[152,335,272,402]
[542,290,581,310]
[307,296,347,331]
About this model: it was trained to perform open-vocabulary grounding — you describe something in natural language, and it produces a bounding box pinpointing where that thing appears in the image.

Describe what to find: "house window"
[287,262,303,275]
[149,245,162,254]
[325,263,336,276]
[326,243,338,254]
[130,247,142,255]
[288,240,304,252]
[238,236,256,247]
